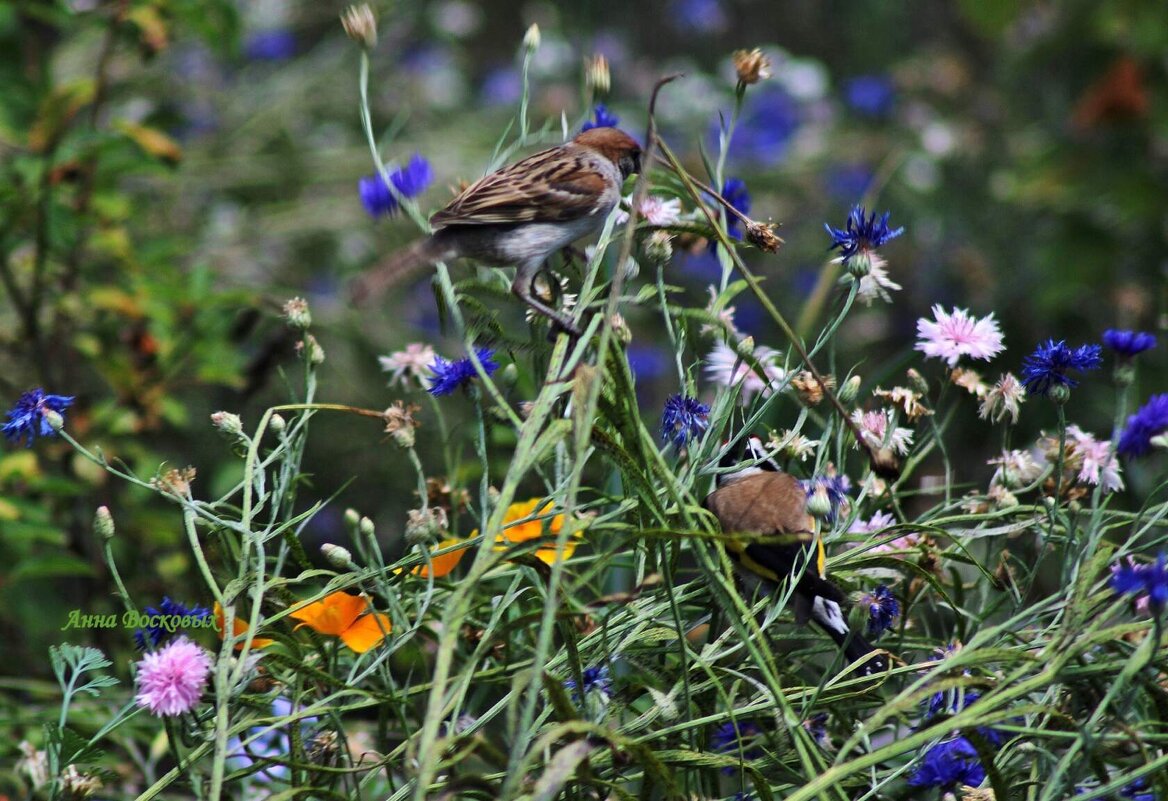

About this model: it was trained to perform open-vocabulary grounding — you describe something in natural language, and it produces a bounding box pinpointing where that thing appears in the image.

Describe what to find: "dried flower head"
[152,466,197,497]
[585,53,610,95]
[283,297,312,329]
[642,230,675,265]
[733,48,772,86]
[382,401,421,447]
[768,428,819,461]
[423,477,470,514]
[950,367,989,397]
[988,449,1044,489]
[340,4,377,48]
[745,221,783,253]
[405,506,449,544]
[979,373,1025,424]
[851,409,914,456]
[791,371,834,406]
[295,334,325,364]
[16,741,49,789]
[872,386,932,421]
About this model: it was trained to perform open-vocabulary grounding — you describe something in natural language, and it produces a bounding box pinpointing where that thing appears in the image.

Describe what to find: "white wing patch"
[811,596,849,637]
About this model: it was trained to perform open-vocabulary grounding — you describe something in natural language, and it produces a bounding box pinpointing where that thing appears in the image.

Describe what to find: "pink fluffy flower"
[915,305,1005,367]
[849,510,896,534]
[134,637,213,717]
[850,409,914,455]
[378,343,436,389]
[1067,425,1123,493]
[703,340,787,404]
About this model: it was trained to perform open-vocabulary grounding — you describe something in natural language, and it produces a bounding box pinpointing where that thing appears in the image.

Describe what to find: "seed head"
[733,48,772,87]
[340,4,377,49]
[586,53,610,96]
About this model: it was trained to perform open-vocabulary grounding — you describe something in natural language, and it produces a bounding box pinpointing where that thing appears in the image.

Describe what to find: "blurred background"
[1,0,1166,668]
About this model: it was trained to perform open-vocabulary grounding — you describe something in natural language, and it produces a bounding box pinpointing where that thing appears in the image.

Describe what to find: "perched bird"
[351,127,643,334]
[703,437,887,675]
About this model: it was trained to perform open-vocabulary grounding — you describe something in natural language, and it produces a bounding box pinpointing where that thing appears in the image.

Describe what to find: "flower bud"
[806,486,833,519]
[210,411,243,437]
[906,368,929,396]
[270,413,286,434]
[585,53,610,96]
[1114,364,1135,387]
[1048,384,1070,404]
[522,23,540,52]
[94,506,115,540]
[838,375,862,404]
[732,48,772,87]
[846,250,872,278]
[405,507,448,544]
[321,543,355,570]
[499,363,519,388]
[283,297,312,329]
[359,516,376,540]
[297,334,325,364]
[344,508,361,532]
[642,231,674,265]
[43,409,64,432]
[340,4,377,49]
[735,336,756,359]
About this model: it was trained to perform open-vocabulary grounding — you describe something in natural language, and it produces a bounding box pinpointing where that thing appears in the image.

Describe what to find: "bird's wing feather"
[430,146,610,228]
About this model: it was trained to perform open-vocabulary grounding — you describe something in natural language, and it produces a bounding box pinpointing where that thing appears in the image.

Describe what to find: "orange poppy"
[490,498,582,565]
[413,537,472,578]
[214,602,276,650]
[288,591,391,654]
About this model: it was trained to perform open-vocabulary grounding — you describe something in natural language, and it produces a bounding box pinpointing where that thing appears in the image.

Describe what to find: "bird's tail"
[796,579,887,675]
[350,234,454,306]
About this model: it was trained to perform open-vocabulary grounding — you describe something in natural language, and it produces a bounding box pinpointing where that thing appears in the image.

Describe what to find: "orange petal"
[414,538,471,578]
[288,591,368,636]
[534,534,580,565]
[214,602,276,649]
[340,612,392,653]
[501,498,561,543]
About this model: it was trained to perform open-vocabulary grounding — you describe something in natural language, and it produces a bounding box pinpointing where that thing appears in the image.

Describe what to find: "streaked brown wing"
[430,145,608,228]
[703,473,814,537]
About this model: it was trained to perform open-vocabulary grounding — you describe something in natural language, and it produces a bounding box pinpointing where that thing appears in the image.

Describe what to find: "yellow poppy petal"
[534,537,579,565]
[288,591,367,636]
[214,602,275,650]
[414,538,471,578]
[501,498,563,543]
[340,612,392,653]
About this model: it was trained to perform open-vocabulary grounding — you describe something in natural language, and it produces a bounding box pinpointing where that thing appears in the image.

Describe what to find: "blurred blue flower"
[802,712,830,747]
[1103,329,1157,358]
[359,155,433,217]
[843,75,896,117]
[711,720,763,772]
[582,104,620,131]
[134,598,212,651]
[720,178,751,240]
[227,697,319,783]
[427,348,499,396]
[722,85,800,166]
[824,205,904,264]
[908,736,985,789]
[1076,776,1157,801]
[480,67,522,107]
[564,664,613,702]
[661,394,710,449]
[825,164,874,202]
[863,585,899,638]
[669,0,728,33]
[244,30,297,62]
[1110,552,1168,613]
[3,388,74,447]
[1118,394,1168,458]
[923,688,1006,747]
[1020,340,1102,396]
[627,344,669,380]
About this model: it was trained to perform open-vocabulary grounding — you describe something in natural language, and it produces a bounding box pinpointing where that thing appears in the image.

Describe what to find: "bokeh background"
[1,0,1166,670]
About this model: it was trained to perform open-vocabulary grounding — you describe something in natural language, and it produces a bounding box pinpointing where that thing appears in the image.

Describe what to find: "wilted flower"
[745,221,783,253]
[1020,340,1102,396]
[1102,329,1157,358]
[581,103,619,131]
[915,305,1005,368]
[16,741,49,789]
[643,230,674,264]
[382,400,421,447]
[359,155,433,217]
[988,449,1044,489]
[700,285,739,337]
[825,205,904,265]
[59,764,102,799]
[791,371,834,406]
[1118,394,1168,458]
[379,343,437,388]
[979,373,1025,424]
[151,466,197,497]
[2,388,74,447]
[1066,425,1123,493]
[703,340,787,404]
[661,394,710,449]
[296,334,325,364]
[872,386,931,421]
[1110,552,1168,613]
[733,48,772,86]
[851,409,914,456]
[854,253,902,305]
[427,347,499,396]
[862,585,899,638]
[134,637,213,716]
[950,367,989,398]
[768,428,819,461]
[340,4,377,48]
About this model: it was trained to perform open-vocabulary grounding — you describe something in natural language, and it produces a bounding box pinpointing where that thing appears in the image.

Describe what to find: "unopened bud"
[359,516,376,540]
[643,231,674,265]
[522,23,540,52]
[1114,364,1135,387]
[585,53,610,96]
[321,543,355,570]
[270,413,286,434]
[210,411,243,437]
[94,506,115,540]
[340,4,377,49]
[343,508,361,532]
[619,256,639,281]
[283,297,312,329]
[838,375,862,404]
[1048,384,1070,405]
[499,363,519,388]
[735,336,756,359]
[296,334,325,364]
[806,486,833,519]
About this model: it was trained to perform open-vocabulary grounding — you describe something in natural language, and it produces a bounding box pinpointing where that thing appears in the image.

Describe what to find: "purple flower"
[227,696,320,783]
[427,347,499,396]
[134,598,213,650]
[661,394,710,449]
[863,585,899,638]
[725,85,801,166]
[668,0,729,33]
[1020,340,1102,396]
[359,155,433,217]
[1110,552,1168,613]
[908,736,986,789]
[720,178,751,239]
[564,664,613,702]
[244,30,297,62]
[1103,329,1157,358]
[711,720,763,772]
[581,104,619,131]
[824,205,904,264]
[480,67,522,107]
[134,638,212,717]
[1118,394,1168,458]
[924,688,1006,748]
[843,75,896,117]
[3,388,74,447]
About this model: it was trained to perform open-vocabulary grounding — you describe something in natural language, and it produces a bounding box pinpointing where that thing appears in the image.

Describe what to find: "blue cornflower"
[244,30,297,61]
[843,75,896,117]
[802,712,830,748]
[711,720,763,772]
[564,664,613,702]
[863,585,899,639]
[134,597,213,650]
[923,688,1006,747]
[1103,329,1157,358]
[1118,394,1168,458]
[661,394,710,449]
[581,104,619,131]
[359,155,433,217]
[426,348,499,396]
[1110,552,1168,613]
[720,178,751,239]
[3,388,74,447]
[824,205,904,264]
[1121,777,1156,801]
[908,736,986,790]
[1020,339,1102,396]
[802,473,851,523]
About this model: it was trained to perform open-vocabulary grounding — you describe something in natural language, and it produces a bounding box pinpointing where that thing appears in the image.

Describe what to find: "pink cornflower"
[849,510,896,534]
[615,194,682,227]
[1066,425,1123,493]
[850,409,914,455]
[378,343,436,389]
[915,305,1005,367]
[703,340,787,404]
[134,637,213,717]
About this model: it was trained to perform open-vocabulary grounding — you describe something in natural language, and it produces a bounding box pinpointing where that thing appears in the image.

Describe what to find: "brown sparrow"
[351,127,643,334]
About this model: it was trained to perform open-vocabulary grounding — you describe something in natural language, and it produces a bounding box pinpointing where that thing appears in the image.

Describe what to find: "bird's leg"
[513,261,582,339]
